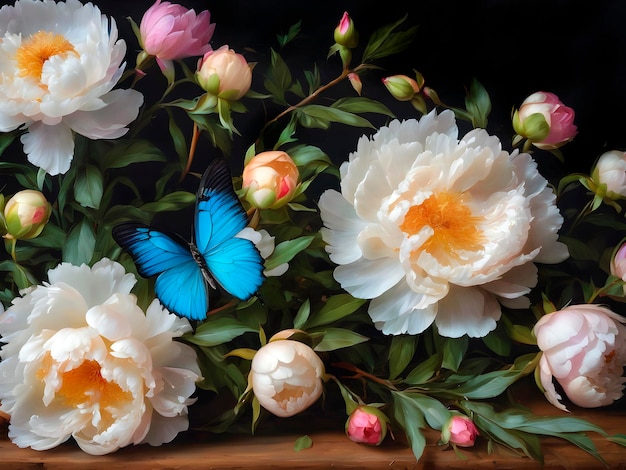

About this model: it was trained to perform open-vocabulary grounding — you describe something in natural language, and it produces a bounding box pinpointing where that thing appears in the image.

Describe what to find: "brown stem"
[332,362,398,391]
[179,122,200,183]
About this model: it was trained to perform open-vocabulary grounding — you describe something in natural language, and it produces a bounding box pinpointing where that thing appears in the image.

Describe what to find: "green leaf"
[101,140,167,169]
[297,105,374,129]
[465,78,491,128]
[74,164,103,209]
[442,336,468,372]
[277,20,302,47]
[332,97,395,118]
[184,316,256,347]
[293,435,313,452]
[404,353,442,385]
[63,219,96,265]
[305,294,366,329]
[391,391,428,460]
[293,298,311,330]
[362,15,417,62]
[140,191,195,213]
[312,327,368,352]
[264,49,292,105]
[388,335,418,381]
[264,235,314,272]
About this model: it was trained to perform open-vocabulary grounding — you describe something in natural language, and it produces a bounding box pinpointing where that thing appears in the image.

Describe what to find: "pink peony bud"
[334,12,359,48]
[196,46,252,100]
[3,190,51,240]
[591,150,626,200]
[345,406,388,446]
[139,0,215,73]
[611,242,626,291]
[441,414,479,447]
[512,91,577,150]
[533,304,626,411]
[382,75,420,102]
[242,151,300,209]
[347,73,362,95]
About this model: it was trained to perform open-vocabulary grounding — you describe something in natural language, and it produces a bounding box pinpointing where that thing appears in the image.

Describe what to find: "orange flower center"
[15,31,77,81]
[400,191,485,255]
[57,360,131,409]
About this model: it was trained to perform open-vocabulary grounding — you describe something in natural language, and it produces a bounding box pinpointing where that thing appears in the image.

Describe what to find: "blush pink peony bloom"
[512,91,577,150]
[441,414,479,447]
[611,242,626,295]
[345,406,388,445]
[139,0,215,73]
[196,46,252,100]
[533,304,626,411]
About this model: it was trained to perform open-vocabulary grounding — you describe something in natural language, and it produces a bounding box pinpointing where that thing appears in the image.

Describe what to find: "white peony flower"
[592,150,626,200]
[0,258,201,455]
[319,110,569,338]
[250,338,324,417]
[533,304,626,411]
[0,0,144,175]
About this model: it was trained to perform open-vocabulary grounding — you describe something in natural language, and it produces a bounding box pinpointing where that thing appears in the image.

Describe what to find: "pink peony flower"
[139,0,215,73]
[533,304,626,411]
[345,406,388,446]
[592,150,626,200]
[334,12,358,48]
[441,414,479,447]
[513,91,577,150]
[611,242,626,294]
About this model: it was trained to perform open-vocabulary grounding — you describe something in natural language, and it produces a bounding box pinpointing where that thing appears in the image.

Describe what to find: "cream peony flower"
[533,304,626,411]
[0,0,144,175]
[319,110,569,338]
[250,338,325,417]
[0,259,201,455]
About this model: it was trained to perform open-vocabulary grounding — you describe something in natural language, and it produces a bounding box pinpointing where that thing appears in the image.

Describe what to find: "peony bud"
[139,0,215,73]
[611,242,626,294]
[250,339,325,417]
[512,91,577,150]
[591,150,626,200]
[533,304,626,411]
[196,46,252,100]
[347,73,362,96]
[242,151,299,209]
[441,414,479,447]
[3,190,51,240]
[334,12,359,48]
[345,406,388,446]
[382,75,420,102]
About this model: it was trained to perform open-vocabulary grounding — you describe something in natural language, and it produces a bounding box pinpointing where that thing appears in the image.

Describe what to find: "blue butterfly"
[113,158,265,321]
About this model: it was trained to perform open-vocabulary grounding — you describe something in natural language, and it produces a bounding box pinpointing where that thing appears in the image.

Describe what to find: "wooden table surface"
[1,396,624,470]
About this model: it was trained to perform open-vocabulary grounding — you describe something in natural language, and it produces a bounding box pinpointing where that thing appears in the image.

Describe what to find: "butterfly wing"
[194,159,265,300]
[112,223,210,321]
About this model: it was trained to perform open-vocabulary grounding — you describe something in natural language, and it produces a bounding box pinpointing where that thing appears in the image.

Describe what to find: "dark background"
[93,0,626,176]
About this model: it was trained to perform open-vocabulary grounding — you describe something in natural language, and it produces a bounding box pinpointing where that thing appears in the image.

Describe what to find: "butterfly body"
[113,159,264,321]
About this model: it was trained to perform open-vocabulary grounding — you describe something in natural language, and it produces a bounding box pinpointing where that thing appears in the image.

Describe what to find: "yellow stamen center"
[400,191,485,254]
[57,360,131,409]
[15,31,77,81]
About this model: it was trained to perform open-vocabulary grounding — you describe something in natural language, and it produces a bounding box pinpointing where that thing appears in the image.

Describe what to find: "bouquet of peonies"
[0,0,625,463]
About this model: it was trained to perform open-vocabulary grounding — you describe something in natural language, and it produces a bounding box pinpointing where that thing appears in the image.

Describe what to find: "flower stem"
[332,361,399,391]
[179,122,200,182]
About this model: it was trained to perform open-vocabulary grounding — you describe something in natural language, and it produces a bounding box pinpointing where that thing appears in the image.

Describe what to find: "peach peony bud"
[591,150,626,200]
[334,12,359,48]
[347,73,362,95]
[242,151,299,209]
[3,190,51,240]
[382,75,420,102]
[441,414,479,447]
[512,91,577,150]
[196,46,252,100]
[345,406,388,445]
[139,0,215,73]
[250,339,325,417]
[533,304,626,411]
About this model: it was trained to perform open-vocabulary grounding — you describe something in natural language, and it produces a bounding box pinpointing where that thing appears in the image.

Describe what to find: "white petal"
[21,122,74,175]
[435,286,501,338]
[65,89,143,139]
